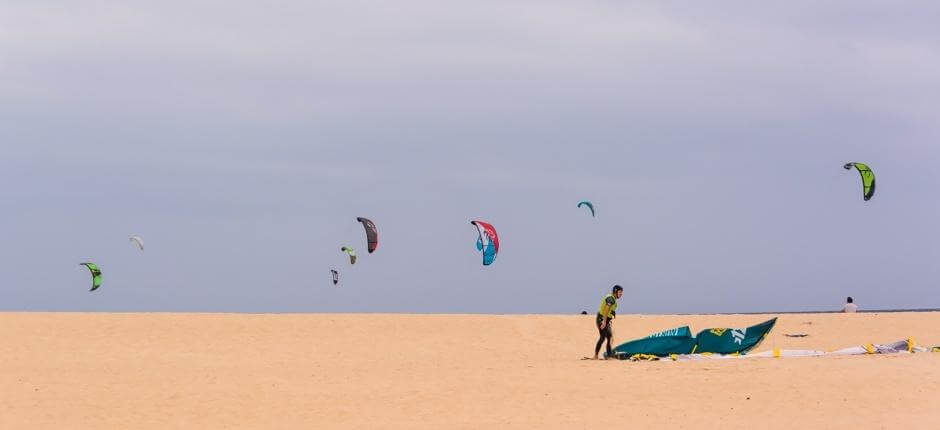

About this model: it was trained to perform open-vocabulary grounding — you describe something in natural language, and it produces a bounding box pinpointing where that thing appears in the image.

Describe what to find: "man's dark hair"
[847,296,853,303]
[613,285,623,293]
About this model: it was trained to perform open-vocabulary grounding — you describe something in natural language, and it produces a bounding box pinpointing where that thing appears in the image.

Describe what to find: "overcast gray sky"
[2,1,939,313]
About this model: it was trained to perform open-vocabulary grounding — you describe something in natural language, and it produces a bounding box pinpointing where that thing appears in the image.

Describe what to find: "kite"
[356,217,378,253]
[470,220,499,266]
[843,162,876,201]
[341,246,357,264]
[577,201,595,217]
[80,262,102,292]
[331,269,339,285]
[129,235,144,251]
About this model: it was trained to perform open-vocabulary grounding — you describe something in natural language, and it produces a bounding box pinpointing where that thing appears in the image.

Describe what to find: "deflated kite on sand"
[606,318,940,361]
[607,318,777,359]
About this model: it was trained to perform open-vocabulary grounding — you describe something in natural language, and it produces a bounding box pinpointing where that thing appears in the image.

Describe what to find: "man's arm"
[599,296,616,328]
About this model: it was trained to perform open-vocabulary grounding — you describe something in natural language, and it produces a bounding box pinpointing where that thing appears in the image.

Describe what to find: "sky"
[2,1,939,313]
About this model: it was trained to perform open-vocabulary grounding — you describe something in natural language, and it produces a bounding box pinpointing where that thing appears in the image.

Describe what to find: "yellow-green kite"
[843,162,875,201]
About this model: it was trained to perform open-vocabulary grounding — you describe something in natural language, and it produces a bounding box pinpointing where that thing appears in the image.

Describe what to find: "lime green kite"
[80,262,102,292]
[843,162,875,201]
[341,246,357,264]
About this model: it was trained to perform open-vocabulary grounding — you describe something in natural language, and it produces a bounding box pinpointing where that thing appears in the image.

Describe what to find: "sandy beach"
[2,312,939,429]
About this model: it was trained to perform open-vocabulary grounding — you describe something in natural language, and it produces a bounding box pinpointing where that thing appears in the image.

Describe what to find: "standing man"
[594,285,623,359]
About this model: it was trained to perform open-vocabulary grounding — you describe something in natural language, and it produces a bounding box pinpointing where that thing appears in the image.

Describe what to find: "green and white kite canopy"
[843,162,875,201]
[341,246,357,264]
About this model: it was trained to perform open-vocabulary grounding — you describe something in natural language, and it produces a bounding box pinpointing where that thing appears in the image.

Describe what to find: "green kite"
[844,162,875,201]
[80,262,102,292]
[341,246,357,264]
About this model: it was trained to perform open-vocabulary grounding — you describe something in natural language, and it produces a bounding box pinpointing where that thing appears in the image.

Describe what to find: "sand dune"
[2,312,939,429]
